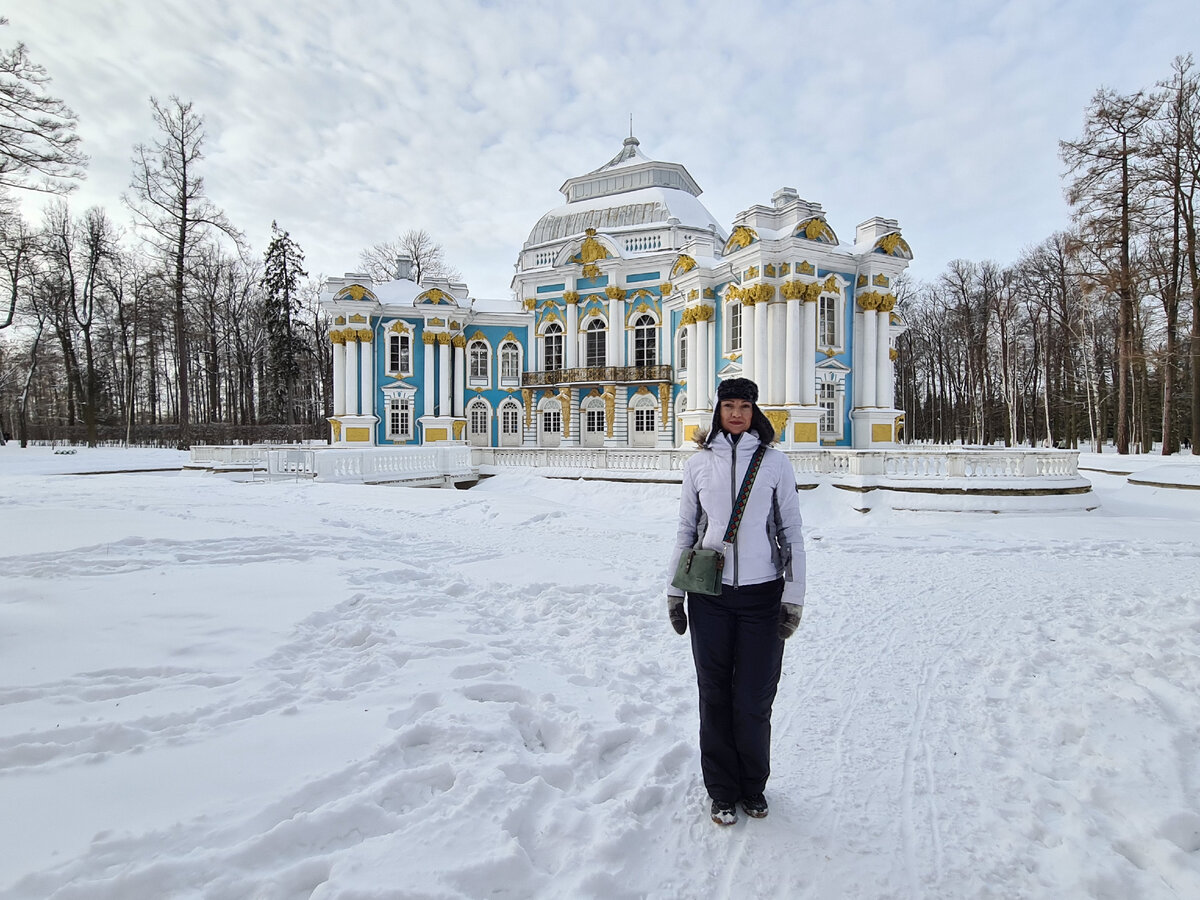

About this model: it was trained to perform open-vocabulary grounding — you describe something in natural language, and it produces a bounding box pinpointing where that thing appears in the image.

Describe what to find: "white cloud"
[6,0,1200,297]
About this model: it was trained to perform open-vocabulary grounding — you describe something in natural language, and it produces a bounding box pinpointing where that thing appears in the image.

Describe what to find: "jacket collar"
[709,429,763,457]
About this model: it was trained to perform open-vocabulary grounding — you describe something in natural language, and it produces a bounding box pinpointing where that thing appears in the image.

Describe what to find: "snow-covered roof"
[527,184,724,247]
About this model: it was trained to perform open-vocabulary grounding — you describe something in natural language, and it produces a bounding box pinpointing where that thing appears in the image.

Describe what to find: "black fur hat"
[716,377,758,404]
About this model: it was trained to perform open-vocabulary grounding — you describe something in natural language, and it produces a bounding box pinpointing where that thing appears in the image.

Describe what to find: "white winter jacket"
[667,430,806,604]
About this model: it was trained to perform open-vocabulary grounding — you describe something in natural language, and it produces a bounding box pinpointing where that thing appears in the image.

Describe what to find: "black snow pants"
[688,578,785,804]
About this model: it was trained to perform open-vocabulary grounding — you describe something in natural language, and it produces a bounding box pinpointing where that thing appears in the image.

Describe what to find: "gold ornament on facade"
[875,233,912,258]
[605,285,627,301]
[522,389,533,428]
[581,263,602,280]
[659,383,670,426]
[724,284,743,303]
[329,329,347,345]
[672,255,697,278]
[331,419,342,440]
[452,334,467,348]
[798,261,815,276]
[452,421,466,440]
[502,331,518,343]
[523,297,536,310]
[388,321,410,334]
[764,263,777,278]
[437,332,452,345]
[563,291,580,305]
[557,387,572,438]
[795,218,834,243]
[744,266,759,280]
[780,262,791,276]
[724,225,758,253]
[889,348,899,361]
[824,275,838,292]
[857,291,881,311]
[688,289,699,300]
[602,385,616,437]
[660,282,673,296]
[857,274,868,288]
[422,331,437,345]
[357,328,373,342]
[334,316,346,325]
[878,293,897,312]
[764,409,789,437]
[703,287,715,299]
[873,273,890,287]
[430,317,445,327]
[349,313,367,324]
[823,347,837,357]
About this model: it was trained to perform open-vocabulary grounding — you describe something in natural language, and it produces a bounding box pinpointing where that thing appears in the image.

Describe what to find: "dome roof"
[526,138,725,247]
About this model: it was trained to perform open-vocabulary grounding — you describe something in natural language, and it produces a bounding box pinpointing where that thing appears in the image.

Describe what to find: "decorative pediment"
[567,228,615,266]
[816,357,851,373]
[334,284,377,302]
[794,218,837,244]
[873,233,913,259]
[671,254,697,278]
[723,225,758,254]
[415,288,459,306]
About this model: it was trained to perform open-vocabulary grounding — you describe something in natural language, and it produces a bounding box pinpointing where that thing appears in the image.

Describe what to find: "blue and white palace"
[320,137,912,451]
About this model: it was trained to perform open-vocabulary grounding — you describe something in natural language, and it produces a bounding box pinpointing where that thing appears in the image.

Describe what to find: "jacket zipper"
[729,436,739,588]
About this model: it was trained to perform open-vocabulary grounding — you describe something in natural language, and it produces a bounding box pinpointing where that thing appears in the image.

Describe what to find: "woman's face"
[719,398,753,435]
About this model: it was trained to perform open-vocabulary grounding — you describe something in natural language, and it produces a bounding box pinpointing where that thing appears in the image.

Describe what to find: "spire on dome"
[597,136,649,172]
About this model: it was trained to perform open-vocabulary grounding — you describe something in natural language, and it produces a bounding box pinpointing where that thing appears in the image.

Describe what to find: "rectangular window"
[502,406,520,434]
[819,296,838,347]
[585,329,605,367]
[543,410,562,433]
[389,397,412,439]
[728,302,742,352]
[389,334,411,373]
[634,408,656,432]
[586,409,605,433]
[819,383,836,434]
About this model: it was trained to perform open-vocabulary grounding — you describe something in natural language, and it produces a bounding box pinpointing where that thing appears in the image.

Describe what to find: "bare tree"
[0,19,87,196]
[125,96,242,447]
[358,228,461,283]
[1061,88,1155,454]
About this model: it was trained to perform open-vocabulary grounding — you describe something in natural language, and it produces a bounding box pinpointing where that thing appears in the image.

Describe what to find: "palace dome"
[524,137,725,248]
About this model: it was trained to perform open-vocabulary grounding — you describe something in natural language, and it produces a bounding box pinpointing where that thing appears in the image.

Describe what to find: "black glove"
[779,603,802,640]
[668,596,687,635]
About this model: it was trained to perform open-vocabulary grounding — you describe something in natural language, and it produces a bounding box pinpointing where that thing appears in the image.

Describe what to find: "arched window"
[678,327,689,371]
[499,341,520,383]
[585,318,606,368]
[633,314,657,367]
[544,323,564,372]
[500,401,521,435]
[469,341,490,384]
[467,398,490,446]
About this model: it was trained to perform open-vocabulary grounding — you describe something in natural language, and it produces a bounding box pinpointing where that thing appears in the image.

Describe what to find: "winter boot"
[741,793,768,819]
[710,798,737,826]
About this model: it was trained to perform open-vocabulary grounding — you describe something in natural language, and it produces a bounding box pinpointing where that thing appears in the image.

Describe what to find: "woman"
[666,377,806,826]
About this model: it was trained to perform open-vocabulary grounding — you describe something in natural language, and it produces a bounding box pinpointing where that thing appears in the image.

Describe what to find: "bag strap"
[721,444,767,544]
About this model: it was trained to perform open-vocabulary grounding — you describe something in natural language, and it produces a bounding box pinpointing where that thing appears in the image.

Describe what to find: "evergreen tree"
[261,220,307,425]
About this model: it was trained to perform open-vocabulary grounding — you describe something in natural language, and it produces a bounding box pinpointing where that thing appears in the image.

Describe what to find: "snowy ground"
[2,445,1200,899]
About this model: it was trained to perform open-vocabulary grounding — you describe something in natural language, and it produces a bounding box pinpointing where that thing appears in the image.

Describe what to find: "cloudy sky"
[9,0,1200,299]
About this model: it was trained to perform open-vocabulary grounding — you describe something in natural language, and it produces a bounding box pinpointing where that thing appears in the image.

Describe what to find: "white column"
[685,320,698,412]
[769,301,786,406]
[609,297,626,366]
[453,337,465,418]
[860,309,877,407]
[754,300,769,395]
[359,332,374,419]
[801,299,818,406]
[438,336,451,415]
[344,337,360,416]
[696,317,710,409]
[422,336,435,416]
[785,300,800,406]
[741,302,755,384]
[876,309,892,408]
[332,338,346,417]
[566,302,578,369]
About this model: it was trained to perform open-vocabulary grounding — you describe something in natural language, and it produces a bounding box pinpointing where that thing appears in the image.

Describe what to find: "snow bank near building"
[1,446,1199,898]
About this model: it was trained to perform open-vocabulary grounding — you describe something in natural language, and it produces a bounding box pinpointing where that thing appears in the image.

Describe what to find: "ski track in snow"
[1,463,1200,898]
